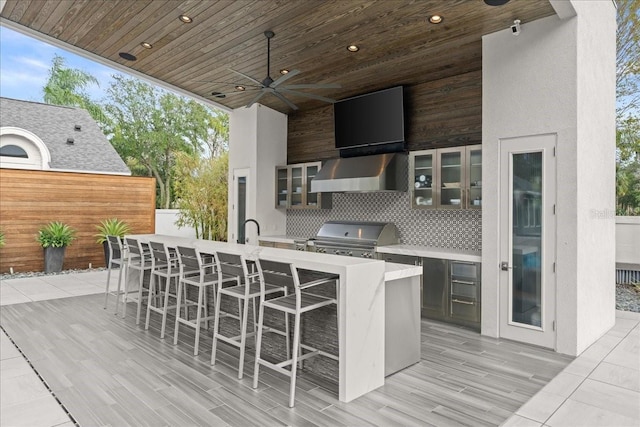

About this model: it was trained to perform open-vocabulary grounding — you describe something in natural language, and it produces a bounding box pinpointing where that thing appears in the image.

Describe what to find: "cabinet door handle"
[452,280,476,286]
[452,299,475,305]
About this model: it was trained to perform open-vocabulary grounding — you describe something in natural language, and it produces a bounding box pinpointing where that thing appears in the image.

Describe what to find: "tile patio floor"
[1,270,638,426]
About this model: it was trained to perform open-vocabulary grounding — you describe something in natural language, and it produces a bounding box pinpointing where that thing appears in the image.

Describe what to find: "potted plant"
[36,221,77,273]
[95,218,131,265]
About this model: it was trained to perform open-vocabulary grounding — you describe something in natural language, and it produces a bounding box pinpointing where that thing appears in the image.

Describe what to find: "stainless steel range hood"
[310,153,407,193]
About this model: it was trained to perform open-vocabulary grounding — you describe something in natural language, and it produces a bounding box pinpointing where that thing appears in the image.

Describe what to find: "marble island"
[128,235,422,402]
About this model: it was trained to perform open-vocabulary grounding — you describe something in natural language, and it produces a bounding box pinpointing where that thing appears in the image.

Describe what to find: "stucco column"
[227,104,287,244]
[481,1,616,356]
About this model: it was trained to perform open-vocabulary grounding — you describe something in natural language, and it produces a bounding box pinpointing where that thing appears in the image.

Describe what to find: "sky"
[1,26,120,103]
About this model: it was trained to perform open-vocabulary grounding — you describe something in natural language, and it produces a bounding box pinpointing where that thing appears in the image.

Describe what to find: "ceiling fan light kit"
[213,30,341,110]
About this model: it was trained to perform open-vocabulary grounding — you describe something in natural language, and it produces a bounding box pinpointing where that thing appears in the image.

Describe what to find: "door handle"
[500,262,512,271]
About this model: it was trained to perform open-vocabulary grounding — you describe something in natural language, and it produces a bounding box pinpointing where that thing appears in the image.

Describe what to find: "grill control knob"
[334,250,341,255]
[347,251,353,256]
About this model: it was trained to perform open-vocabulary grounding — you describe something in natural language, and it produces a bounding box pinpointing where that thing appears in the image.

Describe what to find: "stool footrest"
[177,315,215,328]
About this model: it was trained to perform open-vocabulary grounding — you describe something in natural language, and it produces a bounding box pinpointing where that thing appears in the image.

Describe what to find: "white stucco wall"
[616,216,640,265]
[228,104,287,245]
[573,0,617,355]
[482,1,616,356]
[155,209,197,238]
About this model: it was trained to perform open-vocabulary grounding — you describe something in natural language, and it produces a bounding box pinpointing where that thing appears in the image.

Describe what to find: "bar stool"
[103,235,127,313]
[252,259,338,407]
[210,251,288,379]
[145,241,185,338]
[122,238,153,324]
[173,247,233,355]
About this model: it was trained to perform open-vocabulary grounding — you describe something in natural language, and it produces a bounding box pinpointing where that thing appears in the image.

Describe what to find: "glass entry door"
[499,134,556,349]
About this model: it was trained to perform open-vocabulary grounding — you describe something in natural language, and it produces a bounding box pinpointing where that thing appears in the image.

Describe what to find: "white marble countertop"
[384,262,423,281]
[377,244,481,263]
[258,235,309,244]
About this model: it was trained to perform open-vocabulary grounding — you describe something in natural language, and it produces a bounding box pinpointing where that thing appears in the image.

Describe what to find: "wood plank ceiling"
[0,0,556,114]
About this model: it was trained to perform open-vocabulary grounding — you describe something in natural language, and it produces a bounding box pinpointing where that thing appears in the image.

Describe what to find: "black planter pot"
[44,246,66,273]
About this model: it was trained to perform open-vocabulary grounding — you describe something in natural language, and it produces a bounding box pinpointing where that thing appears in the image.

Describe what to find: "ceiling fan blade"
[280,83,341,89]
[208,89,261,99]
[271,69,301,87]
[272,91,299,110]
[278,88,336,104]
[228,68,263,86]
[191,80,263,88]
[246,90,267,108]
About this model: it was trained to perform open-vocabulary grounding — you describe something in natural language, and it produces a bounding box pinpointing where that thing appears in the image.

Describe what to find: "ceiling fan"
[209,31,341,110]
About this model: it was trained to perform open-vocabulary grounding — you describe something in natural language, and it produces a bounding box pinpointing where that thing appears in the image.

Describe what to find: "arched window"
[0,144,29,158]
[0,127,51,170]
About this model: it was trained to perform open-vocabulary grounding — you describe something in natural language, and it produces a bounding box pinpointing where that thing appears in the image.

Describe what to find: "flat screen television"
[334,86,405,150]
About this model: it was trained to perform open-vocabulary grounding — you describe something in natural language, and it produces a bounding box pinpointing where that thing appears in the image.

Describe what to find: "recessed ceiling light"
[347,44,359,52]
[141,42,153,49]
[279,69,289,75]
[484,0,510,5]
[118,52,137,61]
[429,15,443,24]
[211,92,226,99]
[235,85,246,91]
[179,14,193,23]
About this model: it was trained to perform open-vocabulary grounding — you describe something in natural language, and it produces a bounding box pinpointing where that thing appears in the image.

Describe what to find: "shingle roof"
[0,97,130,175]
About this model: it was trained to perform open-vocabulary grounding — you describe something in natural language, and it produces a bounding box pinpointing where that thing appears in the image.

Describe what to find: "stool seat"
[263,293,335,314]
[220,282,283,299]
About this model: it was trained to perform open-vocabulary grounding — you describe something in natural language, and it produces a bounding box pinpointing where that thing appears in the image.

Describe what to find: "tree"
[104,75,228,208]
[617,0,640,213]
[173,151,228,241]
[42,54,106,124]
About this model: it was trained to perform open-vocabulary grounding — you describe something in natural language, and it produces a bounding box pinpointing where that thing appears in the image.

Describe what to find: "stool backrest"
[176,245,204,278]
[214,251,248,285]
[149,241,175,271]
[106,235,123,260]
[125,238,142,257]
[256,259,298,289]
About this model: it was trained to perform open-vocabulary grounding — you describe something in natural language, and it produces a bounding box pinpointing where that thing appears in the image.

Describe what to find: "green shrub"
[94,218,131,244]
[0,229,5,248]
[36,221,77,248]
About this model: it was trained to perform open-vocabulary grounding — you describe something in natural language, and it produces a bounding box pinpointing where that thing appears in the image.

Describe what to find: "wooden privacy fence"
[0,169,156,273]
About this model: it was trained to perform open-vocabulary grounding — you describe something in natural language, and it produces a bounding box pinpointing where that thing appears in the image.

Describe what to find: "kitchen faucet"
[242,218,260,243]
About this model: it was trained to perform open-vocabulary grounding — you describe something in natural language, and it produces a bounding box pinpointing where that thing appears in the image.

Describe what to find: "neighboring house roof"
[0,97,130,175]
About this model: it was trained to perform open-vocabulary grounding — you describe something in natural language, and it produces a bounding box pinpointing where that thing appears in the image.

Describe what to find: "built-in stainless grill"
[308,221,400,258]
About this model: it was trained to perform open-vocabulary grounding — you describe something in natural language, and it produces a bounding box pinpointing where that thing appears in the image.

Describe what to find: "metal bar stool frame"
[210,251,289,379]
[122,238,153,324]
[173,246,233,355]
[145,241,189,339]
[104,235,127,314]
[252,258,339,407]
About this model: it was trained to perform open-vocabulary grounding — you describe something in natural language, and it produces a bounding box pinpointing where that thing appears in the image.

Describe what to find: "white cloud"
[13,56,50,70]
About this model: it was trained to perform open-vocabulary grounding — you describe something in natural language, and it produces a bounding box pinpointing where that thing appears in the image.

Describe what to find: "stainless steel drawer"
[450,296,479,322]
[451,261,479,281]
[451,280,477,299]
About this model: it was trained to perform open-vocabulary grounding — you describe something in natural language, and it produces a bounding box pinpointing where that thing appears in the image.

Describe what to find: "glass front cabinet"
[275,162,331,209]
[409,145,481,209]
